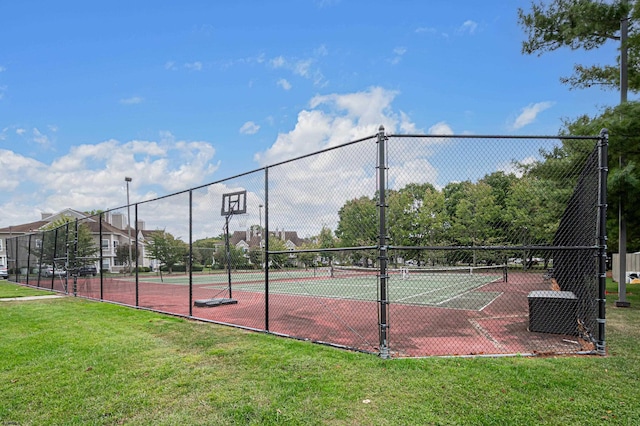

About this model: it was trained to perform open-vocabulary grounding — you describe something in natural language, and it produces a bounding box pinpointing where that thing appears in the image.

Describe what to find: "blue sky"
[0,0,624,230]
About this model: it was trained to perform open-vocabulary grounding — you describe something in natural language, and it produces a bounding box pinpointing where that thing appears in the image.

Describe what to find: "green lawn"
[0,280,55,298]
[1,279,639,425]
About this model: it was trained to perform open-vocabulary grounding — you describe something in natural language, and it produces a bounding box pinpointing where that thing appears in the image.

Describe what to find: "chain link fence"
[6,128,608,358]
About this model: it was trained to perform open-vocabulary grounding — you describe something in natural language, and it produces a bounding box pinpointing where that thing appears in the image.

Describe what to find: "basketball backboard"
[221,190,247,216]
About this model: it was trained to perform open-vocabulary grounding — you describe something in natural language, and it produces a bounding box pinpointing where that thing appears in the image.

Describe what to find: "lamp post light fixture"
[125,177,133,273]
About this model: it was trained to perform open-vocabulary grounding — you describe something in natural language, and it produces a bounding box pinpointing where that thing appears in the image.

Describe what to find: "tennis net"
[333,264,507,282]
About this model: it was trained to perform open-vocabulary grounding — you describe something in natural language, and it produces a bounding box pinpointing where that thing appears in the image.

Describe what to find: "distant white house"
[0,209,150,273]
[229,227,307,264]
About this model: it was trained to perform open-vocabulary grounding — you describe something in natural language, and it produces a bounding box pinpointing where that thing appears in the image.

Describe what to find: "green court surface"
[136,268,503,311]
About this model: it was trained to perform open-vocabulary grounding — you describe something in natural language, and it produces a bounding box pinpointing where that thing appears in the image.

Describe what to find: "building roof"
[229,229,306,249]
[0,219,49,234]
[0,209,127,236]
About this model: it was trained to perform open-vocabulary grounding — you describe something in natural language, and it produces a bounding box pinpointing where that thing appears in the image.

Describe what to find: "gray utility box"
[528,290,578,335]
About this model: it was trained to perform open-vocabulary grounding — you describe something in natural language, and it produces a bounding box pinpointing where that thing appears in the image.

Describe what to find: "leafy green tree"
[213,245,248,270]
[505,176,566,268]
[480,171,521,246]
[335,196,378,266]
[144,230,188,274]
[317,225,336,250]
[558,102,640,251]
[115,243,140,270]
[248,245,264,268]
[449,182,501,266]
[296,241,319,269]
[518,0,638,92]
[416,186,449,266]
[39,217,99,270]
[192,237,222,266]
[266,235,288,268]
[335,196,378,247]
[386,183,448,265]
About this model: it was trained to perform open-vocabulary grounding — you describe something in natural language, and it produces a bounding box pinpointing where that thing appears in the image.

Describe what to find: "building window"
[101,239,109,249]
[0,239,3,251]
[113,240,119,249]
[35,239,42,249]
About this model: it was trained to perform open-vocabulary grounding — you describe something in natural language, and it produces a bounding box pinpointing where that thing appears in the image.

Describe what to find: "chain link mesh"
[6,131,605,357]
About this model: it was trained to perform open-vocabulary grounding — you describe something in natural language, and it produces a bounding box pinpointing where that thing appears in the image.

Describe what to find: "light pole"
[125,177,133,273]
[616,15,630,307]
[259,204,264,268]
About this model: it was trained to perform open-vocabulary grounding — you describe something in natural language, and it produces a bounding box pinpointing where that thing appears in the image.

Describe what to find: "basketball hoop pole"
[194,190,245,308]
[224,212,233,299]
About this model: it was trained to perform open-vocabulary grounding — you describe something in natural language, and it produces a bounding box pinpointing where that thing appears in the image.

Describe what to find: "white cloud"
[315,45,328,56]
[389,47,407,65]
[250,87,450,235]
[293,59,313,78]
[0,134,220,228]
[277,78,292,90]
[428,121,454,135]
[164,61,177,70]
[270,56,286,68]
[269,54,326,87]
[16,128,26,136]
[0,149,45,191]
[120,96,143,105]
[415,26,437,34]
[0,85,6,100]
[32,128,50,145]
[459,20,478,34]
[184,61,203,71]
[239,121,260,135]
[0,65,6,72]
[498,156,537,178]
[511,102,555,130]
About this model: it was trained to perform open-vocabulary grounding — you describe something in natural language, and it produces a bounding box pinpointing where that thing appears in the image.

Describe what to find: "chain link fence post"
[597,128,609,355]
[377,125,390,359]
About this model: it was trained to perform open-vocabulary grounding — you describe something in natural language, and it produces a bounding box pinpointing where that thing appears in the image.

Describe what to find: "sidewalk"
[0,295,65,302]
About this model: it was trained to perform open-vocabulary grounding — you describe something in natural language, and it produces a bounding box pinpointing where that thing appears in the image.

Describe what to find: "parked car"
[0,265,8,279]
[78,265,98,276]
[41,266,66,278]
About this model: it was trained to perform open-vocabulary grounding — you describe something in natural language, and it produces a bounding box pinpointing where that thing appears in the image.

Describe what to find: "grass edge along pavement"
[0,281,56,299]
[0,280,638,425]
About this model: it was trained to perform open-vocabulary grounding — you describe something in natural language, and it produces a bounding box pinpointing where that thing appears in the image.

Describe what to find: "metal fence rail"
[6,127,608,358]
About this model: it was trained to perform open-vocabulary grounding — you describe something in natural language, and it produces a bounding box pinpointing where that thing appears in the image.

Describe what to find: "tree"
[557,102,640,252]
[415,186,449,266]
[335,196,378,266]
[518,0,638,92]
[266,235,288,268]
[504,176,565,268]
[214,245,249,270]
[144,230,188,274]
[335,196,378,247]
[448,182,501,266]
[296,241,319,269]
[316,225,337,266]
[39,217,99,270]
[115,243,139,270]
[192,237,222,266]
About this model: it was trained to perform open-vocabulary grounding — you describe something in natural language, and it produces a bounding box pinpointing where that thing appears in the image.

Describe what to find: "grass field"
[1,279,639,425]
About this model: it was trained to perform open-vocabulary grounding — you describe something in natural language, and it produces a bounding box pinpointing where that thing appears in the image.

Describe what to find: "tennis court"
[135,265,506,312]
